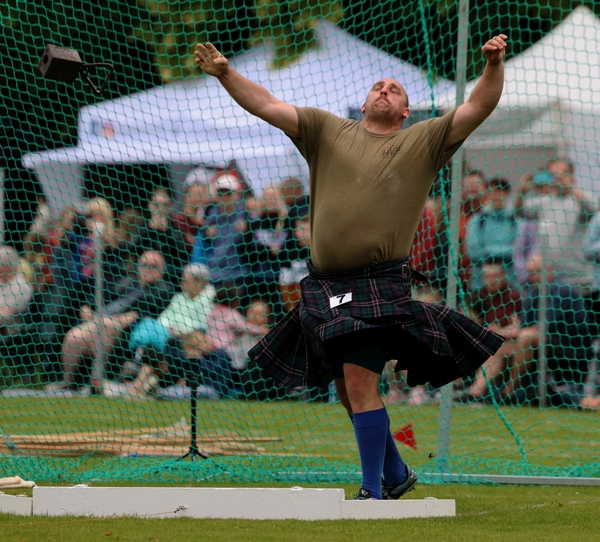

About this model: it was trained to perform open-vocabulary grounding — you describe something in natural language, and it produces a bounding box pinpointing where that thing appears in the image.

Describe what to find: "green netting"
[2,1,600,486]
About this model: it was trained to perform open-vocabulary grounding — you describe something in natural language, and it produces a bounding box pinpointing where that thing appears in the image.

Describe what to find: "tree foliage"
[2,0,598,164]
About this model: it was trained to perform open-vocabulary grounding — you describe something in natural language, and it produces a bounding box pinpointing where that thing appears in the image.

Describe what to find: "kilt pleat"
[248,258,504,389]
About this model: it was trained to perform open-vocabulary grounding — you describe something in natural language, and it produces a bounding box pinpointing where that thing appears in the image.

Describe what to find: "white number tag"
[329,292,352,309]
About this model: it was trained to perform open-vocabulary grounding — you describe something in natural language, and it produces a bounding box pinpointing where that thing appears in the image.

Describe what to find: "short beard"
[364,103,398,126]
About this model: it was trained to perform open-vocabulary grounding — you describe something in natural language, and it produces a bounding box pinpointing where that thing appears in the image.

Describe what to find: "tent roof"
[416,6,600,112]
[25,19,456,196]
[410,7,600,150]
[74,19,455,155]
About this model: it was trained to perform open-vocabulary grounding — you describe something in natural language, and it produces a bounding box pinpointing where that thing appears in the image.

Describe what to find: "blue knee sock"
[353,408,389,499]
[349,413,408,487]
[382,422,408,486]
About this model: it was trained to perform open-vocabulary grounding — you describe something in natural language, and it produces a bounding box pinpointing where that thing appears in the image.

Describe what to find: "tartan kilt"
[248,258,505,389]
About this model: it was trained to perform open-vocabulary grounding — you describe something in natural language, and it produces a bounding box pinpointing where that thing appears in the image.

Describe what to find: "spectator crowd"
[403,159,600,410]
[0,170,311,401]
[1,159,600,410]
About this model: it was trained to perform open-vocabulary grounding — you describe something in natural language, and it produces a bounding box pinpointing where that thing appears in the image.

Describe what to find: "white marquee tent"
[412,6,600,193]
[23,20,455,211]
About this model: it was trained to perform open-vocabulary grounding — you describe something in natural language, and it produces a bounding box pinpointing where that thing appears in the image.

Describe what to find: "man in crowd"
[0,245,32,329]
[458,261,536,404]
[56,250,172,392]
[514,160,596,293]
[522,254,599,409]
[204,172,250,307]
[278,203,311,313]
[134,187,189,287]
[465,176,518,290]
[245,185,288,317]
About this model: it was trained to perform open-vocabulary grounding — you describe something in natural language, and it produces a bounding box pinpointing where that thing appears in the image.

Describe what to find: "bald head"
[361,78,411,133]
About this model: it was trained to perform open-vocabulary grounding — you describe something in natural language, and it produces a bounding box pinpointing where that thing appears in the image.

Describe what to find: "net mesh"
[2,0,600,485]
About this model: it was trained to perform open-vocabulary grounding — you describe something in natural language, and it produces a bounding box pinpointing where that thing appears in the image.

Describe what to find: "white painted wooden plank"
[0,492,33,515]
[341,498,456,520]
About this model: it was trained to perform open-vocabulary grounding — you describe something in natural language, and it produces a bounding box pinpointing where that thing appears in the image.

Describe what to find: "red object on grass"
[393,423,417,450]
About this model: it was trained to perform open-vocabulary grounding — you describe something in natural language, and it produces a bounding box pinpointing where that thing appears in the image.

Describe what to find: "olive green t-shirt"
[290,107,462,272]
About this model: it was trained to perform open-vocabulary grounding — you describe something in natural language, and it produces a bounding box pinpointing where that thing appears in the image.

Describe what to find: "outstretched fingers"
[194,42,228,76]
[205,42,219,54]
[194,43,206,64]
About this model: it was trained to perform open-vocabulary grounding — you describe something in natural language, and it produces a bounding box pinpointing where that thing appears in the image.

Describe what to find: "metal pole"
[537,220,549,408]
[91,232,105,393]
[436,0,470,473]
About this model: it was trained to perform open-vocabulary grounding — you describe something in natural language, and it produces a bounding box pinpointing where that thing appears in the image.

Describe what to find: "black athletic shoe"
[354,488,378,500]
[381,466,418,500]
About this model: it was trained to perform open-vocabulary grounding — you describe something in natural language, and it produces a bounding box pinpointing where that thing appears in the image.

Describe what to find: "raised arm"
[445,34,507,149]
[195,42,299,138]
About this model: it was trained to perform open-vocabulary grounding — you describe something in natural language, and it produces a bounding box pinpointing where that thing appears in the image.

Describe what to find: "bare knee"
[343,364,383,413]
[334,378,353,415]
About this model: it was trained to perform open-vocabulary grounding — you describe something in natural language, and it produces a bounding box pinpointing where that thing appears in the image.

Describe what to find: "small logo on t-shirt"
[382,144,402,158]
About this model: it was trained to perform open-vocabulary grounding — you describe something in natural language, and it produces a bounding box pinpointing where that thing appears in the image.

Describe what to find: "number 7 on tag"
[329,292,352,309]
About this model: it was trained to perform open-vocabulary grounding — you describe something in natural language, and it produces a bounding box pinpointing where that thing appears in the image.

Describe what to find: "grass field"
[1,484,600,541]
[2,395,600,483]
[2,396,600,540]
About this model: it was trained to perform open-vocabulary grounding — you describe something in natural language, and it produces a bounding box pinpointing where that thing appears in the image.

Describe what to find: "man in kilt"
[195,34,507,500]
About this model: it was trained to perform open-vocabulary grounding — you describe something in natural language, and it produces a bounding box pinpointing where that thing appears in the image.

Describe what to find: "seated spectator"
[128,263,215,359]
[238,297,288,401]
[206,284,268,369]
[0,253,39,383]
[234,298,272,369]
[82,197,133,300]
[134,187,189,288]
[117,206,144,243]
[278,205,310,313]
[120,263,239,399]
[173,173,213,255]
[458,169,487,290]
[582,211,600,332]
[0,237,96,386]
[245,185,288,317]
[55,250,173,392]
[28,194,53,238]
[521,254,600,409]
[0,261,53,382]
[22,231,53,286]
[204,173,249,306]
[465,176,518,290]
[279,177,309,233]
[457,261,535,404]
[0,245,33,329]
[104,331,234,400]
[144,297,273,400]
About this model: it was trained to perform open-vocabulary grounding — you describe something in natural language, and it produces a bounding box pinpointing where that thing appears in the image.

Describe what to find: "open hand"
[482,34,508,65]
[195,42,229,77]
